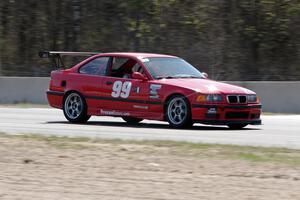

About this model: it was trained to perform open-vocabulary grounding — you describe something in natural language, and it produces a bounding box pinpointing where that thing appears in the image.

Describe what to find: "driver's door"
[100,56,150,117]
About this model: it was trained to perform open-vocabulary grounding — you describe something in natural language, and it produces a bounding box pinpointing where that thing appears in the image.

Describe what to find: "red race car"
[40,51,262,129]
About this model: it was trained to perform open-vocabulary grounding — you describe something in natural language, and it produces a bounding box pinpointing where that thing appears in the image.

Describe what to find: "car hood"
[156,78,255,94]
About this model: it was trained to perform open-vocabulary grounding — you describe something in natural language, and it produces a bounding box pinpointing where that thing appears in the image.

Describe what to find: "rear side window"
[79,57,109,75]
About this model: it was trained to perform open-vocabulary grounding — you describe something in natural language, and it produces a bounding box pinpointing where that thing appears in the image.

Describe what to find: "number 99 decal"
[111,81,132,98]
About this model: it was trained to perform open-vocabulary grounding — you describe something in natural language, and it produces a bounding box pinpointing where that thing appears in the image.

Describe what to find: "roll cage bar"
[38,51,100,69]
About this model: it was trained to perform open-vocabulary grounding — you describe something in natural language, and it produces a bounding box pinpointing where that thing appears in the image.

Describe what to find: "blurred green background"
[0,0,299,80]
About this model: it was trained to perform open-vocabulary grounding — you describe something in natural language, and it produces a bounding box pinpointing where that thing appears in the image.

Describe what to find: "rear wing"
[38,51,100,68]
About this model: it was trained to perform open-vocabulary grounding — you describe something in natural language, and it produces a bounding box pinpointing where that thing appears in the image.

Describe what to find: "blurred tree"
[0,0,299,80]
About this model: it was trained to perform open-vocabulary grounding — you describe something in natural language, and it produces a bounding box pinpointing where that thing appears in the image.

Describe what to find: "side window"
[112,57,129,71]
[109,57,141,78]
[132,63,144,74]
[79,57,109,75]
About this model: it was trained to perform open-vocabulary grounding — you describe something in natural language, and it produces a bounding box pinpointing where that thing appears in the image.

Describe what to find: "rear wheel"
[122,117,143,124]
[63,92,91,123]
[227,123,248,129]
[165,95,192,128]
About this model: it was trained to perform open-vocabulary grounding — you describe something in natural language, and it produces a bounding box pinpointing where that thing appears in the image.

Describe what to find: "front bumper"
[194,119,261,125]
[191,104,262,125]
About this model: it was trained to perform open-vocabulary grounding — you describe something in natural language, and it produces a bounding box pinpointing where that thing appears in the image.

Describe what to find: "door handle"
[106,81,113,85]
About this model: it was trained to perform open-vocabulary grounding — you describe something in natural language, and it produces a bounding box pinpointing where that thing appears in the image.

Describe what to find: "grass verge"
[1,132,300,165]
[0,103,50,108]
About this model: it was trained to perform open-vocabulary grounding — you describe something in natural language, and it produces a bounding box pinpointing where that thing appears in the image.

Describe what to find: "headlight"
[247,94,258,103]
[207,94,223,102]
[196,94,223,102]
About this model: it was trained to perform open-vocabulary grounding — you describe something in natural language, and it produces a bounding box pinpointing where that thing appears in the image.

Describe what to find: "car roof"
[96,52,178,59]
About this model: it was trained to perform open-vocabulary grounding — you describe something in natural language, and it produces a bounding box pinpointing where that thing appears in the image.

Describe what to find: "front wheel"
[122,117,143,124]
[227,123,248,129]
[63,92,91,123]
[165,95,192,128]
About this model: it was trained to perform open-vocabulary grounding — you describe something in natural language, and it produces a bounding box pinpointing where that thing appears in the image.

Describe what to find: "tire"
[227,123,248,129]
[63,92,91,123]
[165,95,193,128]
[122,117,143,124]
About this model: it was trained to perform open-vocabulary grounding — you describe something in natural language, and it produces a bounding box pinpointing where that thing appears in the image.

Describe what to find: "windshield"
[142,57,204,79]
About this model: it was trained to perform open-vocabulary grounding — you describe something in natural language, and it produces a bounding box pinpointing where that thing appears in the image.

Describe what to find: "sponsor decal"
[132,86,140,93]
[133,105,148,109]
[207,107,217,114]
[100,109,130,116]
[149,84,162,99]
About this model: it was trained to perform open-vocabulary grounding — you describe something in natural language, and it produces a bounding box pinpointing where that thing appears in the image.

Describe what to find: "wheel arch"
[63,90,83,99]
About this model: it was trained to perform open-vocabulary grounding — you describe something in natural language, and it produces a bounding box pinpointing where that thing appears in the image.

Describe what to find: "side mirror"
[132,72,148,81]
[202,72,208,79]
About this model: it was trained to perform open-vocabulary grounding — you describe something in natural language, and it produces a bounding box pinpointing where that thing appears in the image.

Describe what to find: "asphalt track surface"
[1,107,300,149]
